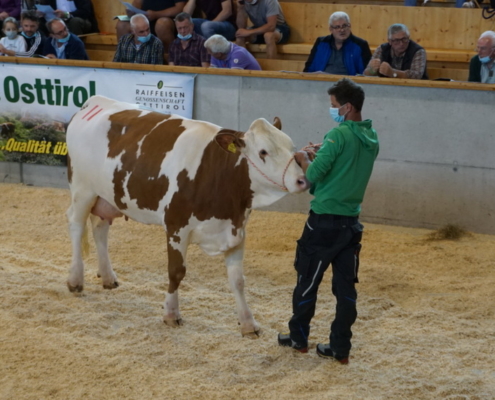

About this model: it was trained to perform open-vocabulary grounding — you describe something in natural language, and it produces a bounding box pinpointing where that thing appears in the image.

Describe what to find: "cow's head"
[216,118,309,208]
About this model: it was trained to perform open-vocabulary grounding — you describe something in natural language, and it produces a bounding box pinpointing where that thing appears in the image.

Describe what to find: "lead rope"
[244,155,295,192]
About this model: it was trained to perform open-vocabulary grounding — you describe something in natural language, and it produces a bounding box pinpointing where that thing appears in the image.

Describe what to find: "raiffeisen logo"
[2,76,96,107]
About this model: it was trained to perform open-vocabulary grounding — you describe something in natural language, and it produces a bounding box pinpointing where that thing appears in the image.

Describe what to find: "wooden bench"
[83,1,487,80]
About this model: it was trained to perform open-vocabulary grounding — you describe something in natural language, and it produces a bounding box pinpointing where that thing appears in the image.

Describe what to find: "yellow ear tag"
[228,143,237,153]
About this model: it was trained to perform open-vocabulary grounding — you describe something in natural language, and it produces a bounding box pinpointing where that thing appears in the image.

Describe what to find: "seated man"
[304,12,371,75]
[168,12,209,67]
[116,0,185,54]
[183,0,236,40]
[0,11,45,57]
[468,31,495,84]
[43,17,89,60]
[364,23,428,80]
[0,0,20,21]
[37,0,99,36]
[235,0,290,59]
[205,33,260,70]
[114,14,164,65]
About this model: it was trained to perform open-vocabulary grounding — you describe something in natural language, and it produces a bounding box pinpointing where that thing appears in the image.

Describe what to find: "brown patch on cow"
[165,139,253,240]
[67,155,72,184]
[106,111,184,211]
[272,117,282,130]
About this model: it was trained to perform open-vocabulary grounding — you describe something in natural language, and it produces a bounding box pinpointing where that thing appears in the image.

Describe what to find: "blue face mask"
[329,104,348,123]
[5,30,17,40]
[479,55,492,64]
[137,33,151,43]
[21,31,35,39]
[177,33,192,41]
[57,34,70,44]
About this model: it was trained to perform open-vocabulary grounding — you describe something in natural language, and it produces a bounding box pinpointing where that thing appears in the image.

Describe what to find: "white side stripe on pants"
[302,260,322,297]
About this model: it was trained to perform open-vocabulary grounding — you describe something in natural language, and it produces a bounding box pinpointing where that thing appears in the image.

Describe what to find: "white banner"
[0,64,195,165]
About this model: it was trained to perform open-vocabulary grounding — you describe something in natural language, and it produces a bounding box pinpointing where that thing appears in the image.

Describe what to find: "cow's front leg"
[163,235,187,327]
[225,240,260,337]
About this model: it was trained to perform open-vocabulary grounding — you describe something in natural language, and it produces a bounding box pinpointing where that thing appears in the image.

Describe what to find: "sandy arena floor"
[1,183,494,400]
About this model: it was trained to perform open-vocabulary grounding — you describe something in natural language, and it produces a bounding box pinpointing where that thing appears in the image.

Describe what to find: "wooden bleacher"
[83,0,495,81]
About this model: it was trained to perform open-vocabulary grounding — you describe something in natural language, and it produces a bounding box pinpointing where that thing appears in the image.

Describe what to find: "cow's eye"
[259,149,268,162]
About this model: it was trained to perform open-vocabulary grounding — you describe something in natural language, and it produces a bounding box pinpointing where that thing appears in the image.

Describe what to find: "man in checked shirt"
[113,14,164,65]
[363,23,428,80]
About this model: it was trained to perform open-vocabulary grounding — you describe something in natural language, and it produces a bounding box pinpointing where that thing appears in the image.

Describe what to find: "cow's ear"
[272,117,282,130]
[215,129,246,154]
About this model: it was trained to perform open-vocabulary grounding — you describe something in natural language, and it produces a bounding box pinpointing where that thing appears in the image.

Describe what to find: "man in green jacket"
[278,78,379,364]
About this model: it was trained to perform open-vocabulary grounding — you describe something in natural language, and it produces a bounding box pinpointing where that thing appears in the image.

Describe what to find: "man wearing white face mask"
[168,12,210,67]
[278,78,379,364]
[469,31,495,84]
[43,18,88,59]
[113,14,164,65]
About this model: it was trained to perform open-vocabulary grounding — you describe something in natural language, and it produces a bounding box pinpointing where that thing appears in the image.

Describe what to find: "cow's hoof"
[163,317,183,327]
[67,282,83,293]
[241,328,261,339]
[103,281,119,289]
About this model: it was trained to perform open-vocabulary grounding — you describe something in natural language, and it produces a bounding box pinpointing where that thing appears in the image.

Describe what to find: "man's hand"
[46,54,57,59]
[54,9,66,18]
[378,61,393,77]
[0,12,9,20]
[301,142,321,161]
[235,28,251,38]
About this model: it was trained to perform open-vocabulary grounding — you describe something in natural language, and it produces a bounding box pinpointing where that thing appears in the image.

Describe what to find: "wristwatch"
[392,72,397,78]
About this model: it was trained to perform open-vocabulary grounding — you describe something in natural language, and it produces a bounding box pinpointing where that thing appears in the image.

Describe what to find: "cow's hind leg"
[225,240,260,337]
[163,235,188,327]
[90,214,119,289]
[66,191,97,292]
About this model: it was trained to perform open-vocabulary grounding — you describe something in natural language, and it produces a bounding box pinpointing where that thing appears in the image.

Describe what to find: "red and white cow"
[66,95,308,336]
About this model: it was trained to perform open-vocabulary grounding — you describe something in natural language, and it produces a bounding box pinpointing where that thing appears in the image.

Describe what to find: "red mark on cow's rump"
[82,105,102,121]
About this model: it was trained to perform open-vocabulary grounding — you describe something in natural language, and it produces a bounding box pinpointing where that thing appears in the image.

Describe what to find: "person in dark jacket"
[37,0,99,36]
[363,23,428,80]
[304,12,371,75]
[43,17,88,60]
[468,31,495,84]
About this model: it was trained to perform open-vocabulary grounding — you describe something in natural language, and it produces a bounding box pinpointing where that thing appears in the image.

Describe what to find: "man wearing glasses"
[364,23,428,79]
[304,11,371,75]
[43,18,88,60]
[468,31,495,84]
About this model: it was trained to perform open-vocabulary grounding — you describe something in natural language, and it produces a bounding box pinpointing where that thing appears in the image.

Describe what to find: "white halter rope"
[244,154,295,192]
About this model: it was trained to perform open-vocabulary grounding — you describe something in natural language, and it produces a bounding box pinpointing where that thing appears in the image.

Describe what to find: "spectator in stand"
[43,17,88,59]
[304,12,371,75]
[363,23,428,80]
[37,0,99,36]
[0,10,44,56]
[205,33,260,70]
[116,0,185,54]
[183,0,236,40]
[114,14,163,65]
[0,16,25,54]
[235,0,290,59]
[0,0,21,22]
[168,12,209,67]
[468,31,495,83]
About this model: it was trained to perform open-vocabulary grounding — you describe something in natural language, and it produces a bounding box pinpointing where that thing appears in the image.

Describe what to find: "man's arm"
[236,2,248,29]
[151,39,164,65]
[183,0,196,16]
[237,14,277,37]
[213,0,232,22]
[404,48,426,79]
[363,47,382,76]
[147,1,186,21]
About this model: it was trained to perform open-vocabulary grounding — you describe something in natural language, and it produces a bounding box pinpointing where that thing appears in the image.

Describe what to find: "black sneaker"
[316,343,349,364]
[277,333,308,353]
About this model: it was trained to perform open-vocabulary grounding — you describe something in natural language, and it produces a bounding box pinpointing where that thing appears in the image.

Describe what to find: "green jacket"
[306,119,379,216]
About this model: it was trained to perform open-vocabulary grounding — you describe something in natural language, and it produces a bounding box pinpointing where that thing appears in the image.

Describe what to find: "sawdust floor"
[1,183,494,400]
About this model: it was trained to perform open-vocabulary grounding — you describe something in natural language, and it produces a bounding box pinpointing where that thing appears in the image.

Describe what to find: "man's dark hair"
[21,10,39,23]
[174,12,193,23]
[327,78,365,112]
